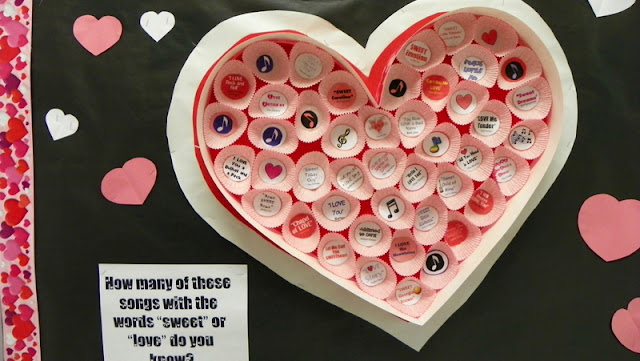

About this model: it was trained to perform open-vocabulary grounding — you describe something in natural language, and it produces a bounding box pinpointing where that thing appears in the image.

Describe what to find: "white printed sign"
[99,264,248,361]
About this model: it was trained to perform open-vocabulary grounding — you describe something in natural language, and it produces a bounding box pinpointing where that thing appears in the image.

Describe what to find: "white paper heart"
[588,0,635,17]
[45,108,79,141]
[140,11,176,42]
[167,0,577,350]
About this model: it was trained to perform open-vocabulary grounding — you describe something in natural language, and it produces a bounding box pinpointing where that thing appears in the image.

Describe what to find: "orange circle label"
[444,220,468,246]
[469,189,494,215]
[328,82,356,109]
[423,75,450,100]
[289,213,316,238]
[220,74,249,100]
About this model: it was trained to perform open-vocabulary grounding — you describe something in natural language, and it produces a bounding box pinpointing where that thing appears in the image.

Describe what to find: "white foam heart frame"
[167,0,577,350]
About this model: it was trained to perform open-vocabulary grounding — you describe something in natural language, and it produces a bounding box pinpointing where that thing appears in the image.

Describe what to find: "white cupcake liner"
[212,60,256,109]
[348,215,393,257]
[399,153,437,204]
[498,47,543,90]
[355,257,397,299]
[397,29,446,71]
[413,195,449,246]
[380,63,421,111]
[371,188,416,230]
[470,100,512,148]
[293,151,331,202]
[318,70,368,115]
[251,150,296,192]
[289,42,335,88]
[317,233,357,279]
[294,90,331,143]
[321,114,366,159]
[464,178,506,227]
[359,106,401,149]
[247,118,299,155]
[240,189,293,228]
[451,44,499,88]
[421,64,459,112]
[436,163,474,211]
[446,80,490,125]
[474,16,519,57]
[242,40,289,83]
[444,211,482,260]
[420,242,459,290]
[492,146,531,196]
[506,77,552,121]
[504,119,549,160]
[416,122,461,164]
[213,145,255,195]
[329,158,374,200]
[248,83,298,120]
[203,103,248,150]
[387,277,436,318]
[311,190,361,232]
[395,99,438,149]
[362,148,408,190]
[455,134,495,182]
[389,229,427,277]
[434,13,477,55]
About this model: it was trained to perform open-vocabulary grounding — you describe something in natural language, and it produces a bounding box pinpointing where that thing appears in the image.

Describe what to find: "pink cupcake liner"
[328,158,374,200]
[397,29,446,71]
[492,146,530,196]
[355,257,397,299]
[311,190,361,232]
[399,153,437,203]
[213,145,255,195]
[380,63,421,111]
[444,211,482,260]
[317,233,357,279]
[434,13,477,55]
[436,163,474,211]
[504,119,549,160]
[371,188,416,230]
[362,148,407,190]
[413,195,449,246]
[451,44,499,88]
[506,77,552,120]
[420,242,459,290]
[470,100,512,148]
[294,90,331,143]
[248,83,298,120]
[241,189,293,228]
[281,202,321,253]
[474,16,519,57]
[416,122,461,164]
[395,99,438,149]
[446,80,490,125]
[421,64,459,112]
[464,178,506,227]
[251,150,296,192]
[498,47,543,90]
[455,134,495,182]
[318,70,368,115]
[389,229,427,277]
[212,59,256,110]
[289,42,335,88]
[321,114,366,159]
[293,151,331,202]
[387,277,436,318]
[348,214,393,257]
[203,102,248,149]
[359,106,401,149]
[247,118,299,155]
[241,40,289,84]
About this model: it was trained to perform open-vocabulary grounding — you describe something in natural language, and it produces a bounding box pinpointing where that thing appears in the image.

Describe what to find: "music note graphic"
[213,114,232,134]
[336,128,351,148]
[430,255,441,271]
[302,111,316,129]
[386,198,400,219]
[510,63,520,80]
[429,136,442,153]
[265,129,279,143]
[258,55,273,73]
[216,116,229,132]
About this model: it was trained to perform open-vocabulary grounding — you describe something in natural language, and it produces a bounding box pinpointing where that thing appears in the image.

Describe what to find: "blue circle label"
[256,55,274,73]
[213,114,233,135]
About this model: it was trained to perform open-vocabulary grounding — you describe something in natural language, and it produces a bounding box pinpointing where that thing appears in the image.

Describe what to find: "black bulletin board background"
[31,0,640,360]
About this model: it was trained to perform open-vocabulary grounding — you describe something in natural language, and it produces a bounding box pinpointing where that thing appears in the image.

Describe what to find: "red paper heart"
[481,29,498,45]
[456,94,473,109]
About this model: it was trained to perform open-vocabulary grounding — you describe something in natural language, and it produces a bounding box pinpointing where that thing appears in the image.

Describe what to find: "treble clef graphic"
[336,128,350,148]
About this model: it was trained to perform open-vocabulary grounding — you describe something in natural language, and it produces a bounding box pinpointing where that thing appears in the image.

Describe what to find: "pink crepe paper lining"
[451,44,499,88]
[289,42,335,88]
[492,146,531,197]
[387,277,436,318]
[321,114,366,159]
[362,148,408,190]
[421,64,459,112]
[317,233,357,279]
[464,178,506,227]
[241,189,293,228]
[311,190,361,232]
[506,77,552,120]
[248,83,299,120]
[281,202,321,253]
[420,242,459,290]
[416,122,461,164]
[355,257,397,299]
[212,59,257,110]
[396,29,446,71]
[413,195,449,246]
[455,134,495,182]
[395,99,438,149]
[251,150,296,192]
[203,103,248,149]
[446,80,490,125]
[470,100,513,148]
[359,106,401,149]
[399,153,438,204]
[434,13,477,55]
[473,16,519,57]
[318,70,368,115]
[380,63,422,111]
[242,40,290,84]
[294,90,331,143]
[370,188,416,230]
[348,215,393,257]
[247,118,299,155]
[389,229,427,277]
[445,211,482,260]
[328,158,374,200]
[293,151,331,202]
[213,145,255,195]
[436,163,474,211]
[503,118,549,160]
[497,46,543,90]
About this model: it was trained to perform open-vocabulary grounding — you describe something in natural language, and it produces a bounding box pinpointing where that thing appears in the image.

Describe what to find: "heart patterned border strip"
[168,0,577,350]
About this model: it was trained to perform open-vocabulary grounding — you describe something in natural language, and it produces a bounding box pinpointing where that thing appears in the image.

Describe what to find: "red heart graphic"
[461,148,468,155]
[4,199,27,226]
[367,266,373,272]
[7,118,27,142]
[481,29,498,45]
[370,119,385,132]
[11,314,35,340]
[0,37,20,63]
[264,163,283,179]
[455,94,473,109]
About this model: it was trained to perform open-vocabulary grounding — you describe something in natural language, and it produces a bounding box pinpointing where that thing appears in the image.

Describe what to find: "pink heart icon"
[264,163,283,179]
[73,15,123,56]
[578,194,640,261]
[612,298,640,353]
[456,94,472,109]
[101,158,157,205]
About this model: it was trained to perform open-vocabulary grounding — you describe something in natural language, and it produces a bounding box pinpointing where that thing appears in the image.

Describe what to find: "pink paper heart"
[612,298,640,353]
[73,15,122,56]
[264,163,282,179]
[101,158,157,205]
[577,194,640,261]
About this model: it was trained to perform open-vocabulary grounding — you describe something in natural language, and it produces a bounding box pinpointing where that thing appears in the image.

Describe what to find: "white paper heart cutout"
[167,0,577,350]
[45,108,79,141]
[140,11,176,42]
